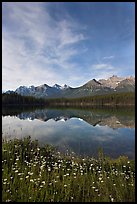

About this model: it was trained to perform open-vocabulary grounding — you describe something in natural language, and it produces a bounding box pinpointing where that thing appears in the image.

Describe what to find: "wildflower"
[26,175,29,179]
[64,184,67,187]
[20,178,23,180]
[92,186,95,189]
[113,183,116,186]
[4,179,7,181]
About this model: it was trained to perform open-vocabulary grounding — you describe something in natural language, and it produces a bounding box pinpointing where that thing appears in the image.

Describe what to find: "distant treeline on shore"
[2,92,135,107]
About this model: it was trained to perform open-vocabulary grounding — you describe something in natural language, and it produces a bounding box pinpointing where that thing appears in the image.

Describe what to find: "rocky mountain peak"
[8,75,134,98]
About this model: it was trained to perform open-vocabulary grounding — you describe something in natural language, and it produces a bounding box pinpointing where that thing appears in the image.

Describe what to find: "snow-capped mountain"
[6,75,135,98]
[14,83,71,98]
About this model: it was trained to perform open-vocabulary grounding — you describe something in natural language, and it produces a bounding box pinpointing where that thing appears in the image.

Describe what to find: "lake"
[2,106,135,159]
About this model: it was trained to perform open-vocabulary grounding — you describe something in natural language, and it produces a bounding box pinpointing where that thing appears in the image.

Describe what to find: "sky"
[2,2,135,91]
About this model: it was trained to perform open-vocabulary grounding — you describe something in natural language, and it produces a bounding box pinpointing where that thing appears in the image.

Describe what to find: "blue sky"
[2,2,135,91]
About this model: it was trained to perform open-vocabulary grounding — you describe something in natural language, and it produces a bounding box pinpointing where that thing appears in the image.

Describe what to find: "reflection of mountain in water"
[12,108,135,129]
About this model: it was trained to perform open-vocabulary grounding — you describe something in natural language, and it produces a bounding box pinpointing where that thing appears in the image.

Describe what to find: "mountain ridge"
[6,75,135,98]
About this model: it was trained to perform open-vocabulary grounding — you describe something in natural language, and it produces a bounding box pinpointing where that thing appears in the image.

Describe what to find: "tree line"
[2,92,45,105]
[2,92,135,107]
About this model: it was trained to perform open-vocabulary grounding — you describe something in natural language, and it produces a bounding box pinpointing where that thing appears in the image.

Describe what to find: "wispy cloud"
[88,63,119,80]
[103,55,114,60]
[2,2,134,91]
[92,63,114,70]
[2,2,87,90]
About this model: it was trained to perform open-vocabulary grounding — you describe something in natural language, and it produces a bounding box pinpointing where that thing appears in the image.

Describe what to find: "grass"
[2,136,135,202]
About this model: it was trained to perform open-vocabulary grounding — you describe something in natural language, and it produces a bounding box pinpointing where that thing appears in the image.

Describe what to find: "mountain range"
[15,108,135,129]
[6,75,135,98]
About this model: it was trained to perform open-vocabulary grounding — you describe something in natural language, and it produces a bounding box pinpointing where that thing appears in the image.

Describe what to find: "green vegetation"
[2,137,135,202]
[2,92,45,105]
[2,92,135,107]
[46,92,135,107]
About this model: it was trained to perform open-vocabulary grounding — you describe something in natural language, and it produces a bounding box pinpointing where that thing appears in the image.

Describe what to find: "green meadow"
[2,136,135,202]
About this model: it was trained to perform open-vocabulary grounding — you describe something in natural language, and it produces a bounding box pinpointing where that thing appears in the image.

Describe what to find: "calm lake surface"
[2,106,135,159]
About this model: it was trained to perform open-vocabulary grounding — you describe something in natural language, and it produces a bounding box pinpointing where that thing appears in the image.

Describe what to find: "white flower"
[4,179,7,181]
[28,172,33,175]
[92,186,95,189]
[111,197,114,202]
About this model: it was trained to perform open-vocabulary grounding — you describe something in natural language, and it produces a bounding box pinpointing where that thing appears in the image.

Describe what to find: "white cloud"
[91,63,115,71]
[86,63,119,81]
[92,63,112,70]
[2,2,87,90]
[103,55,114,60]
